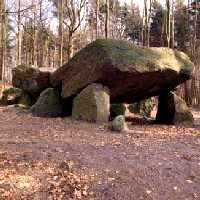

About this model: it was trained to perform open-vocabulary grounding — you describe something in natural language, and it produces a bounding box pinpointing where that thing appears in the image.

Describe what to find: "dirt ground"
[0,106,199,200]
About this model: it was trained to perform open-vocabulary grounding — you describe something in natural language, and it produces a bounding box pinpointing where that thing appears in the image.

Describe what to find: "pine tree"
[174,0,189,51]
[150,1,165,47]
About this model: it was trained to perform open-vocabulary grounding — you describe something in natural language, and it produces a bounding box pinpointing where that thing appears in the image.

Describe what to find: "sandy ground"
[0,106,199,200]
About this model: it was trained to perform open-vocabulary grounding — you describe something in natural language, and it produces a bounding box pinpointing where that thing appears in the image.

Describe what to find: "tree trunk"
[53,42,56,68]
[44,36,49,67]
[166,0,171,48]
[0,0,3,81]
[141,1,145,46]
[17,0,22,66]
[147,0,152,47]
[2,11,6,88]
[32,3,38,67]
[143,0,152,47]
[105,0,109,38]
[59,0,64,66]
[67,32,73,61]
[0,0,5,84]
[96,0,99,39]
[184,81,192,106]
[171,0,175,48]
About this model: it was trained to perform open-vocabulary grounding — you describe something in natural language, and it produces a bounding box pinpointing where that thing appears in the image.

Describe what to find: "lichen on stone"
[72,84,110,123]
[85,39,194,73]
[30,88,63,117]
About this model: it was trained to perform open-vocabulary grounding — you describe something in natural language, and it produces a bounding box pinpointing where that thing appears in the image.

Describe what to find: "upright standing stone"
[30,88,63,117]
[72,84,110,123]
[156,92,194,125]
[110,104,126,120]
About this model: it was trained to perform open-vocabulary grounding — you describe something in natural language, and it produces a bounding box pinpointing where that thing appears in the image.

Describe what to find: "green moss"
[129,98,153,117]
[79,39,194,73]
[111,115,126,132]
[175,112,193,123]
[174,94,194,125]
[60,39,193,100]
[72,89,97,122]
[72,84,110,122]
[17,64,34,71]
[110,104,126,119]
[42,88,61,106]
[1,87,23,105]
[1,87,33,107]
[30,88,63,117]
[14,64,37,79]
[140,98,154,117]
[128,103,140,114]
[3,87,22,96]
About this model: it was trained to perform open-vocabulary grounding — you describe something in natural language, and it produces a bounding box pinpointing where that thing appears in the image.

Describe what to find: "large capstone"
[12,65,53,98]
[51,39,194,103]
[156,92,194,125]
[72,83,110,122]
[30,88,63,117]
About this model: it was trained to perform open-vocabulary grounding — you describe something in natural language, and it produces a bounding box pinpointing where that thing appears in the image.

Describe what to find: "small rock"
[173,186,178,191]
[146,190,152,194]
[111,115,127,132]
[186,179,193,183]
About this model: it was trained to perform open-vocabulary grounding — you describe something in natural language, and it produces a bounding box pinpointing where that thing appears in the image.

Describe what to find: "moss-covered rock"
[72,83,110,123]
[156,92,194,125]
[173,94,194,125]
[51,39,194,103]
[111,115,127,132]
[0,87,33,107]
[128,98,154,117]
[110,104,126,119]
[30,88,63,117]
[1,87,22,105]
[140,98,154,117]
[12,64,51,98]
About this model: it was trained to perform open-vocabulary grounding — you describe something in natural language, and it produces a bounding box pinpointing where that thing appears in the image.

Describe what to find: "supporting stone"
[30,88,63,117]
[156,91,194,125]
[72,83,110,123]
